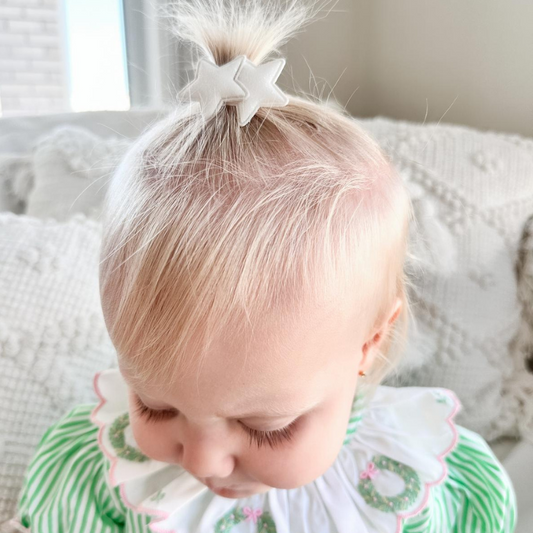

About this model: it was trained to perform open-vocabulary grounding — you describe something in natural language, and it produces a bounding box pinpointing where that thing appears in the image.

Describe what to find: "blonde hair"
[99,0,415,389]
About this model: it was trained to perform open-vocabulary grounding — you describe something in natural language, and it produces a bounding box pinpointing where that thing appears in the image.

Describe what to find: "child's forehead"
[124,351,331,420]
[126,331,334,415]
[122,295,363,418]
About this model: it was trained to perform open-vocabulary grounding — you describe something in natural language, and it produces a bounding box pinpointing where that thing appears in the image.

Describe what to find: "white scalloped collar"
[91,369,460,533]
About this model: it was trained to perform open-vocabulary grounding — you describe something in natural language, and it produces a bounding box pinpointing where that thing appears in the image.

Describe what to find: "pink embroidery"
[243,507,263,523]
[360,461,379,480]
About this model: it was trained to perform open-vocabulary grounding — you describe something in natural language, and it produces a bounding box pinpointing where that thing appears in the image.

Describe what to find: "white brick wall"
[0,0,68,117]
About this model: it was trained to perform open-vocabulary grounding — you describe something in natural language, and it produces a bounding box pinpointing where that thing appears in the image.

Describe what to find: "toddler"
[8,0,516,532]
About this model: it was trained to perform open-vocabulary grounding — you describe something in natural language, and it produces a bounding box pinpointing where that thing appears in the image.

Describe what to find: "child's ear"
[359,297,402,373]
[387,297,402,327]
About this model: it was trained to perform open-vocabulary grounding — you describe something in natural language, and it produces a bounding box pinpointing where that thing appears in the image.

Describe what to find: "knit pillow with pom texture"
[359,117,533,444]
[0,213,117,522]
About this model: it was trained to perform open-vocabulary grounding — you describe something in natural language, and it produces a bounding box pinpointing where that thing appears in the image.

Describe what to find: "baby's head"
[99,0,412,499]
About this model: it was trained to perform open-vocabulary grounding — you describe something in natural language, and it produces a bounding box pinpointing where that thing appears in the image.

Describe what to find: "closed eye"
[133,394,177,422]
[133,394,301,450]
[238,419,300,449]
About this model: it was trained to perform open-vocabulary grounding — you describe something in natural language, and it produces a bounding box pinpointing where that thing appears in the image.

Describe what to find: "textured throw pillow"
[358,116,533,441]
[0,213,116,522]
[23,125,132,222]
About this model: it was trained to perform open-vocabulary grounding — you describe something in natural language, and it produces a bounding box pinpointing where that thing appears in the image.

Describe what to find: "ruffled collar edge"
[90,370,461,533]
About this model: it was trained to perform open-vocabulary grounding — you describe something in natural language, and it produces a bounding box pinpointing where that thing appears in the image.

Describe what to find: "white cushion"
[0,109,166,217]
[358,116,533,441]
[0,109,167,154]
[25,125,132,222]
[0,213,115,521]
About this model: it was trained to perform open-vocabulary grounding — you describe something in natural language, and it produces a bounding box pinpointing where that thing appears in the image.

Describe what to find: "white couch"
[0,109,532,531]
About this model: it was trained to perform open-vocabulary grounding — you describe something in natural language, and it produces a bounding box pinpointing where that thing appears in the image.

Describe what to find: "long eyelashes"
[132,394,299,449]
[239,419,299,450]
[133,395,177,422]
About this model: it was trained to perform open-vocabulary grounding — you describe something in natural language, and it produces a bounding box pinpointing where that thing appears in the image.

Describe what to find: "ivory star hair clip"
[178,55,289,127]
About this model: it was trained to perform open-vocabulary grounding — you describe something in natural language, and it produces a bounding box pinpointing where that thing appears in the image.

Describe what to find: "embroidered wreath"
[108,413,150,463]
[358,455,422,513]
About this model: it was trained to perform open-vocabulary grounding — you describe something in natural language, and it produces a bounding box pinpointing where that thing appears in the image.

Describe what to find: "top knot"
[161,0,329,66]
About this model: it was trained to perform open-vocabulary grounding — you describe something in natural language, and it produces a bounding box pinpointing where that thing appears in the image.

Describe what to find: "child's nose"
[175,424,236,479]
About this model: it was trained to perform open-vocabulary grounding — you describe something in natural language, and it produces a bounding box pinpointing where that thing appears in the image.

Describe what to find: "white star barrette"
[178,55,289,127]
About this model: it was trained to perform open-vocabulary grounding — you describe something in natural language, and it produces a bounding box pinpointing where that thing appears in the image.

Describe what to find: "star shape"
[233,57,289,126]
[179,56,247,121]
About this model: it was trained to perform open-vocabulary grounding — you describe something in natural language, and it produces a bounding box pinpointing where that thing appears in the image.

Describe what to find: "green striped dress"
[13,389,517,533]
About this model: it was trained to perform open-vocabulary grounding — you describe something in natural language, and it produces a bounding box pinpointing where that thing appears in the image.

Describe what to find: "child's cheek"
[246,408,348,489]
[261,446,335,490]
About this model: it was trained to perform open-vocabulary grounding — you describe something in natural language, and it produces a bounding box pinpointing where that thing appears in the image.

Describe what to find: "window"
[63,0,130,112]
[0,0,130,116]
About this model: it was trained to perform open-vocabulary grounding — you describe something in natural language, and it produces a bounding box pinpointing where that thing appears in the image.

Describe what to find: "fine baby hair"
[98,0,414,391]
